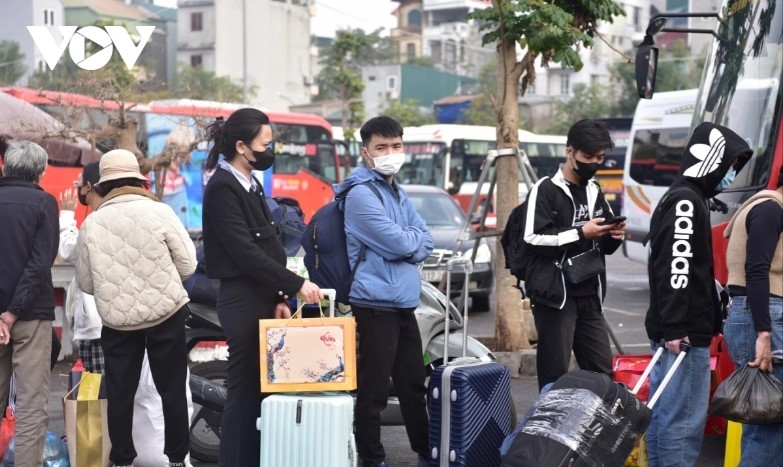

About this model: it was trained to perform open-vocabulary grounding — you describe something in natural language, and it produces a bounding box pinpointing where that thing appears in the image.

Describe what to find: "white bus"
[400,124,566,217]
[621,89,698,264]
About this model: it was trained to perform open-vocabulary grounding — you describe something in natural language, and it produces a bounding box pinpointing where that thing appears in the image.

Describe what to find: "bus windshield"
[694,0,783,191]
[401,141,446,185]
[272,123,338,183]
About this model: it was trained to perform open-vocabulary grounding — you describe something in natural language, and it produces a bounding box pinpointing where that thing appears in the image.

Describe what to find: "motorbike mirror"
[636,41,659,99]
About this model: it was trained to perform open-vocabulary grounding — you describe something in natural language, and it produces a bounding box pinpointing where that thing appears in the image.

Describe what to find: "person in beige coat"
[76,149,197,467]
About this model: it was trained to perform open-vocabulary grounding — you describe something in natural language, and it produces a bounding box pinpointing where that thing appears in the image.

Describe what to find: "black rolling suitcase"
[502,343,689,467]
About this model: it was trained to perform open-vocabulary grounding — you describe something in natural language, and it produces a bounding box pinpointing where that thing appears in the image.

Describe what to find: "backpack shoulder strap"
[340,180,383,204]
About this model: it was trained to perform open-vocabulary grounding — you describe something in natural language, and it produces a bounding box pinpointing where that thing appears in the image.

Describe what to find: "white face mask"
[370,152,405,176]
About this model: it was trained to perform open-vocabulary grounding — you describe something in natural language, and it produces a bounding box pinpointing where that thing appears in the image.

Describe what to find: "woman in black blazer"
[201,108,323,467]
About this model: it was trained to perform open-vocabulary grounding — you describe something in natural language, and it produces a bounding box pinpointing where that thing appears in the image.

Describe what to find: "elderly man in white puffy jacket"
[62,159,194,467]
[76,149,197,467]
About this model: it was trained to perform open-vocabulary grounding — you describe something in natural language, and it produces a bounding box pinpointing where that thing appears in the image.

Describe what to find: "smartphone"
[599,216,626,226]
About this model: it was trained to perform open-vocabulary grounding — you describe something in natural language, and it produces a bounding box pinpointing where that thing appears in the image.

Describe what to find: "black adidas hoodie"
[645,123,753,347]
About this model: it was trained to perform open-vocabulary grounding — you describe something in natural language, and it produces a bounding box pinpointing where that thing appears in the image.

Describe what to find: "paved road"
[47,254,727,466]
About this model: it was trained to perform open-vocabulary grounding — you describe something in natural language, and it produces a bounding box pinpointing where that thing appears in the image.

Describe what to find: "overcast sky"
[153,0,397,38]
[311,0,397,38]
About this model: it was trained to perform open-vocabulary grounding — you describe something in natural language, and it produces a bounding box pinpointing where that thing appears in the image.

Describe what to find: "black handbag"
[563,247,604,283]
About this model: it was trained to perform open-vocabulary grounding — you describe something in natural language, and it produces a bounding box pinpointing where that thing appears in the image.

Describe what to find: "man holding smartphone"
[519,119,626,390]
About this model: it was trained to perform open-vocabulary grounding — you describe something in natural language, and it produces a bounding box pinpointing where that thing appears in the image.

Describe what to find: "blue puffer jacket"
[334,166,434,309]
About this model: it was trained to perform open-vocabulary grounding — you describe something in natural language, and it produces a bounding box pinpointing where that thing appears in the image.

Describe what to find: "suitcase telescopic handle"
[443,257,474,363]
[647,340,692,409]
[320,289,336,317]
[446,257,473,274]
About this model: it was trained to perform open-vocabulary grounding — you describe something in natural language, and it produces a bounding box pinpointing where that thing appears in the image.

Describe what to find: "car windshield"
[407,191,465,227]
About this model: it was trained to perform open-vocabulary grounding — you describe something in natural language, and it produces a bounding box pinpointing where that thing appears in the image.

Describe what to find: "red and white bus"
[638,1,783,283]
[0,88,342,228]
[148,99,341,224]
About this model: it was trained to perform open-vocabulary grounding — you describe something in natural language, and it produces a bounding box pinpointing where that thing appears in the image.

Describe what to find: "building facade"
[177,0,313,110]
[0,0,65,84]
[362,62,476,118]
[64,0,169,85]
[390,0,493,78]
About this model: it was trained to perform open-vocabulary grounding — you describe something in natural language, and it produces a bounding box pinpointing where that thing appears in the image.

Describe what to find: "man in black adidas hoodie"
[644,122,752,467]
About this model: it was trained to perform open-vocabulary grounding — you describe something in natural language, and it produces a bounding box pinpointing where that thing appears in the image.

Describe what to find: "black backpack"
[501,199,531,284]
[301,181,383,305]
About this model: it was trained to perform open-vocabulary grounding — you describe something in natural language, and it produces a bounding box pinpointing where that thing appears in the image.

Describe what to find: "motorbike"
[183,280,496,463]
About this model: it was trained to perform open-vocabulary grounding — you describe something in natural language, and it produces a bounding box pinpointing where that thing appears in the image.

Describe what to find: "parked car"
[404,185,493,311]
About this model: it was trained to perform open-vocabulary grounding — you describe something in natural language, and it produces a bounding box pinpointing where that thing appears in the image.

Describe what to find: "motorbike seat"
[186,302,223,332]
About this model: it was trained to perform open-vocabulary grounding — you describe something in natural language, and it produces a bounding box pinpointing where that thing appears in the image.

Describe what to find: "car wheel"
[189,360,226,462]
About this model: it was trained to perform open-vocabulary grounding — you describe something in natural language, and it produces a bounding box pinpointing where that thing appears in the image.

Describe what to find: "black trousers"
[216,278,275,467]
[532,295,613,391]
[101,307,189,464]
[353,305,429,463]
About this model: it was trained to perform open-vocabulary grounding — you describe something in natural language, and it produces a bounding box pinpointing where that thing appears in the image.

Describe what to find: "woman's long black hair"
[204,108,271,171]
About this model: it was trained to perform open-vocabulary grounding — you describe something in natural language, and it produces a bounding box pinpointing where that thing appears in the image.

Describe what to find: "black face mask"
[572,157,599,182]
[78,186,89,207]
[246,148,275,171]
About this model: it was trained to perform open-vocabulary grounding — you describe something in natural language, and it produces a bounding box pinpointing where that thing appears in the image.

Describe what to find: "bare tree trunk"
[493,18,530,351]
[341,89,350,131]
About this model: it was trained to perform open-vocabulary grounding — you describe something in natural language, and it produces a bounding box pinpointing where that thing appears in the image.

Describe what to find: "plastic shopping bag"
[3,431,70,466]
[709,364,783,424]
[0,374,16,459]
[0,406,14,459]
[132,351,194,467]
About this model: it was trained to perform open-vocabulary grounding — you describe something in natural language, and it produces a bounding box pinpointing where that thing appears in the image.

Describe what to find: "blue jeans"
[723,296,783,467]
[646,341,711,467]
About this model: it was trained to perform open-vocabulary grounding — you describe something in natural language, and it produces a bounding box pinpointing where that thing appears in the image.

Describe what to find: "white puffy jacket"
[60,210,102,340]
[76,189,197,330]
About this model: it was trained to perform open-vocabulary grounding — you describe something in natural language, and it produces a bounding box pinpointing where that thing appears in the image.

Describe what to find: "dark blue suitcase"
[428,258,513,467]
[429,360,513,466]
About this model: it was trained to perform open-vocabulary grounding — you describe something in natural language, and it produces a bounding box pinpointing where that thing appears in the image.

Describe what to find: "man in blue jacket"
[335,116,434,467]
[0,140,59,466]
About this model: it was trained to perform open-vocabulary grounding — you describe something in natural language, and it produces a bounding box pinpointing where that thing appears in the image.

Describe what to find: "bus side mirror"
[636,42,659,99]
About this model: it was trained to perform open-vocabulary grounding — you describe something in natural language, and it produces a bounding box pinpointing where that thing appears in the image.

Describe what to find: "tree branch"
[594,29,634,62]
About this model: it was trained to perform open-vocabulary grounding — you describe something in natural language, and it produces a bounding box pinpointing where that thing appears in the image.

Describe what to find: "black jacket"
[645,122,753,347]
[201,167,304,305]
[0,177,59,320]
[522,169,622,309]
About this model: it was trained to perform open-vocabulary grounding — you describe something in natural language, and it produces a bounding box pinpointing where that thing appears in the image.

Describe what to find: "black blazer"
[202,167,304,302]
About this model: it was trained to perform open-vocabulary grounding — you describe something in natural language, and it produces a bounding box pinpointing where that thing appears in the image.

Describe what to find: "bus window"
[451,138,494,182]
[400,142,446,185]
[628,128,690,187]
[273,123,337,183]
